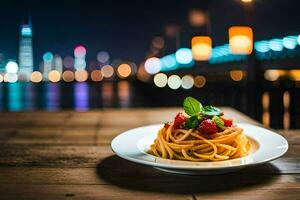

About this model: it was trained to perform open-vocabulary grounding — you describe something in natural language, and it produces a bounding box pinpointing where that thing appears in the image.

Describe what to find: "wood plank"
[0,144,298,173]
[0,184,193,200]
[0,159,299,185]
[0,145,113,167]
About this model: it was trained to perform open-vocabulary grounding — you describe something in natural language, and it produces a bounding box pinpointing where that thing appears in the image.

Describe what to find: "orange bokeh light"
[75,70,88,82]
[62,70,75,82]
[91,70,103,82]
[117,63,132,78]
[191,36,212,61]
[229,26,253,55]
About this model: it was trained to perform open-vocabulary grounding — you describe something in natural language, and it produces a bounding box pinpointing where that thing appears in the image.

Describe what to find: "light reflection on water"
[75,82,89,111]
[0,81,297,129]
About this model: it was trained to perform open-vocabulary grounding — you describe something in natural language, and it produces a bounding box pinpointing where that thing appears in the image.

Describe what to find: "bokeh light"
[30,71,43,83]
[181,75,194,89]
[48,70,61,82]
[188,9,206,27]
[175,48,193,64]
[63,56,74,68]
[5,61,19,74]
[43,52,53,62]
[230,70,244,81]
[160,54,178,71]
[264,70,281,81]
[97,51,110,63]
[191,36,212,61]
[91,70,103,82]
[167,75,182,89]
[144,57,162,74]
[101,65,114,78]
[151,36,165,49]
[283,36,298,50]
[289,70,300,81]
[4,73,18,83]
[75,70,88,82]
[254,41,270,53]
[0,74,3,83]
[269,39,283,51]
[74,45,87,58]
[153,73,168,88]
[229,26,253,55]
[194,75,206,88]
[62,71,75,82]
[137,63,151,82]
[117,63,132,78]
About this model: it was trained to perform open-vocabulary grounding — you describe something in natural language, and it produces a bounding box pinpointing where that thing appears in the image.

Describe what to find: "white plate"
[111,123,288,175]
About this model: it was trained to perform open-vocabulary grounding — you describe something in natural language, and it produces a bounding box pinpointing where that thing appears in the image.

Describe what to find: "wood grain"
[0,108,298,200]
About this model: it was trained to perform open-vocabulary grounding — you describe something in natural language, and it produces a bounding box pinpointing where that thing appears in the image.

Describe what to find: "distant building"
[18,20,33,81]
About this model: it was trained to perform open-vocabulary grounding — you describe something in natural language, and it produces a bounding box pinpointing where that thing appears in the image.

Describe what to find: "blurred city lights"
[97,51,110,63]
[54,55,63,73]
[137,63,151,82]
[229,26,253,55]
[5,61,19,73]
[43,52,53,62]
[254,41,270,53]
[151,36,165,49]
[75,70,88,82]
[194,75,206,88]
[188,9,207,27]
[175,48,193,64]
[144,57,162,74]
[230,70,244,81]
[30,71,43,83]
[289,70,300,81]
[74,45,87,58]
[153,73,168,88]
[191,36,212,61]
[62,70,75,82]
[264,70,282,81]
[63,56,74,68]
[4,73,18,83]
[167,75,182,89]
[181,75,194,89]
[283,36,298,50]
[48,70,61,82]
[117,63,132,78]
[269,39,283,51]
[74,57,87,70]
[101,65,114,78]
[160,54,178,71]
[91,70,103,82]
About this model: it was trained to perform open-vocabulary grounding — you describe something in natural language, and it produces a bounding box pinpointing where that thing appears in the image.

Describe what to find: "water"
[0,80,299,129]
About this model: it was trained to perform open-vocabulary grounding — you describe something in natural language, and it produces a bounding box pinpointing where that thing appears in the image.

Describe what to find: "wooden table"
[0,108,299,200]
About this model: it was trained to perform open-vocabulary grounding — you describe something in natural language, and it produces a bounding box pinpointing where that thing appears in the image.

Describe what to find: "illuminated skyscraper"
[18,20,33,81]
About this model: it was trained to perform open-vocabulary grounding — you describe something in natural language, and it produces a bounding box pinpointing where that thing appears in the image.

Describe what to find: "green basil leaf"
[184,116,199,129]
[183,97,203,116]
[212,116,224,128]
[201,106,221,116]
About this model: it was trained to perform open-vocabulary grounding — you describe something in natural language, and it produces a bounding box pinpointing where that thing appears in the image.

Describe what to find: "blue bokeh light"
[283,36,298,50]
[269,39,283,51]
[43,52,54,62]
[160,54,178,71]
[175,48,193,65]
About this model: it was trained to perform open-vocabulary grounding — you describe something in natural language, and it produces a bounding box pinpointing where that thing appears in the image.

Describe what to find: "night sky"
[1,0,300,68]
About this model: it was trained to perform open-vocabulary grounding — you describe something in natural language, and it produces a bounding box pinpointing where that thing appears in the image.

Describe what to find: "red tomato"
[174,112,187,129]
[199,119,217,134]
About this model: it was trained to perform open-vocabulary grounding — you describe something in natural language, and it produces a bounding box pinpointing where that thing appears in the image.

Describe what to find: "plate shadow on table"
[96,155,280,194]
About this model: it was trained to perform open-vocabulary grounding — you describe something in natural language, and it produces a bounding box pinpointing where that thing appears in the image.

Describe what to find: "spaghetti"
[149,123,250,162]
